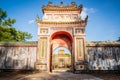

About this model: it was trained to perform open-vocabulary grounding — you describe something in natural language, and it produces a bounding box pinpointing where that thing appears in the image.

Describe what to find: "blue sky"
[53,47,71,54]
[0,0,120,41]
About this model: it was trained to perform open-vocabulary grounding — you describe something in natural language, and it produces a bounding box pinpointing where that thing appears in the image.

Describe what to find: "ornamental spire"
[36,14,39,21]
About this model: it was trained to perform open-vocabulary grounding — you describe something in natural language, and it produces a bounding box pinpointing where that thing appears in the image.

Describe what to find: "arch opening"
[49,31,73,72]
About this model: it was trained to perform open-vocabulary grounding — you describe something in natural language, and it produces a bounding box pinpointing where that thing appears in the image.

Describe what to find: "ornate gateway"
[36,2,88,72]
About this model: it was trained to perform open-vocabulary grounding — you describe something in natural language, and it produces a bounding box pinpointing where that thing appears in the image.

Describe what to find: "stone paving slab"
[17,72,103,80]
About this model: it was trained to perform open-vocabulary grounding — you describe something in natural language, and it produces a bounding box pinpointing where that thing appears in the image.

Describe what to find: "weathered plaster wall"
[0,41,120,70]
[0,42,37,69]
[85,41,120,70]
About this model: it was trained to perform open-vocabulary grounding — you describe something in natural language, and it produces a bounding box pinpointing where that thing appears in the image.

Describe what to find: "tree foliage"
[0,8,32,42]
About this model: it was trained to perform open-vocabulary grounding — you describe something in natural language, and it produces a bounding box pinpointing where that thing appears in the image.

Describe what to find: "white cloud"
[80,7,97,20]
[80,10,87,20]
[83,7,97,13]
[28,19,35,24]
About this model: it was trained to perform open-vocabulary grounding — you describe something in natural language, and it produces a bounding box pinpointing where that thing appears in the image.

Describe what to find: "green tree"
[0,8,16,27]
[0,8,32,42]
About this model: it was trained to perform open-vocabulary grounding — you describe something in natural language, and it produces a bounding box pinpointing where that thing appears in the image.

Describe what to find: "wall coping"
[0,41,37,47]
[85,41,120,47]
[0,41,120,47]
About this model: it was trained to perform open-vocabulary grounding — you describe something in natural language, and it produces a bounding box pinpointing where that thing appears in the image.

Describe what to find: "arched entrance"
[49,31,73,72]
[36,2,87,72]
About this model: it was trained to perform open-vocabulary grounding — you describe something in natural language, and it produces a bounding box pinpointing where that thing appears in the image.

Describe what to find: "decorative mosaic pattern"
[40,28,48,34]
[43,14,80,22]
[76,38,84,60]
[75,28,84,34]
[39,38,47,59]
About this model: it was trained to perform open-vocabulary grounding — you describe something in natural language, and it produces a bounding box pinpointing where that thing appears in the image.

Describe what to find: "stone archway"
[49,31,73,72]
[36,2,87,72]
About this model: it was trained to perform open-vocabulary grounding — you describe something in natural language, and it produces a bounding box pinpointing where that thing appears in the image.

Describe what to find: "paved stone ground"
[17,72,103,80]
[1,71,119,80]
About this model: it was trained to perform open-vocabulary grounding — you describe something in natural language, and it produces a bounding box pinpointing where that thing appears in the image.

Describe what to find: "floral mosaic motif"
[40,38,47,59]
[40,28,48,34]
[76,38,84,60]
[75,28,84,34]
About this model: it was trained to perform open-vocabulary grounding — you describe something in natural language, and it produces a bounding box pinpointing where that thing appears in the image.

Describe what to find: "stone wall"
[0,42,37,70]
[0,41,120,70]
[85,41,120,70]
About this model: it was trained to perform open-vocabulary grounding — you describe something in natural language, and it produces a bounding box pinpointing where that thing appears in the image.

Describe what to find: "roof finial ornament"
[85,15,88,22]
[71,2,76,7]
[60,2,63,4]
[79,4,83,13]
[48,2,52,6]
[60,2,63,7]
[79,4,83,9]
[36,14,39,21]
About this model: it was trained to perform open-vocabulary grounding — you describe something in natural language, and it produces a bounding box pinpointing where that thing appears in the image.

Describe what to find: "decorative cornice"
[36,19,87,28]
[42,6,82,11]
[36,20,86,24]
[42,2,83,13]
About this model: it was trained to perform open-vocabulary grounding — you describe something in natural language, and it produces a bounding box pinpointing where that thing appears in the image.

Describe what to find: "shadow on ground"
[0,70,120,80]
[17,71,102,80]
[0,70,38,80]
